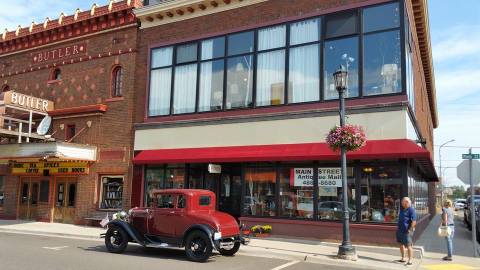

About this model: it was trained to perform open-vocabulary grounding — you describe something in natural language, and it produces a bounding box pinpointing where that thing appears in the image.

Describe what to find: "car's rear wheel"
[185,230,212,262]
[105,226,128,254]
[219,241,240,256]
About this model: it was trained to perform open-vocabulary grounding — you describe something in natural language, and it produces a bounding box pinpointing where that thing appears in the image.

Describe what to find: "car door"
[149,194,177,237]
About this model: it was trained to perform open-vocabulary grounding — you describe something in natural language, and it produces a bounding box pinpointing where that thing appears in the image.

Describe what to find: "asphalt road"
[0,232,368,270]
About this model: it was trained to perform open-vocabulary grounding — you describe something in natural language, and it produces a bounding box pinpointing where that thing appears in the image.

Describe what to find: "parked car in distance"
[464,195,480,230]
[454,199,467,211]
[102,189,249,262]
[318,201,356,221]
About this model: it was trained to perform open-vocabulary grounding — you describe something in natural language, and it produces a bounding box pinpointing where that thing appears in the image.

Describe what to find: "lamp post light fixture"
[333,65,357,260]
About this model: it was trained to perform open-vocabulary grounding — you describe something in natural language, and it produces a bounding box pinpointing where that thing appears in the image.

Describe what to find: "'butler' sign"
[32,43,87,64]
[290,168,342,187]
[3,91,54,112]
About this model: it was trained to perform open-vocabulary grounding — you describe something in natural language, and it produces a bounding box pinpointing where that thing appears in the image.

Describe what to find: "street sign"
[457,160,480,185]
[463,153,480,159]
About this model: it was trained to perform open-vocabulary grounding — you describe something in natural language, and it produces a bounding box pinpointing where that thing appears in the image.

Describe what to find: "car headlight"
[213,232,222,240]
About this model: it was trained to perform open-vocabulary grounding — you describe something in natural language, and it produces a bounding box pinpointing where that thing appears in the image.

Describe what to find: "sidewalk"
[415,213,480,270]
[2,216,479,269]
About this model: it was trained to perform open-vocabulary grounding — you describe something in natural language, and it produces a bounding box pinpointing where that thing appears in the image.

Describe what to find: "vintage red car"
[102,189,249,262]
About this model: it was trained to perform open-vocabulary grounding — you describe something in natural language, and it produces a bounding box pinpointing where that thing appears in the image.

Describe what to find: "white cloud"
[435,68,480,104]
[432,25,480,63]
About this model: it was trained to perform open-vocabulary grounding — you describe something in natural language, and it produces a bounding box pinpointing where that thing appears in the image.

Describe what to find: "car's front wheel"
[185,230,213,262]
[219,241,240,256]
[105,226,128,254]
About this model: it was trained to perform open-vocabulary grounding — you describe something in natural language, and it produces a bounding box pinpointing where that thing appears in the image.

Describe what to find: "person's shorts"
[396,230,413,246]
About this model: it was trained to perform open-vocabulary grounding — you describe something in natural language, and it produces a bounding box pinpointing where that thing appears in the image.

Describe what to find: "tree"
[449,185,467,199]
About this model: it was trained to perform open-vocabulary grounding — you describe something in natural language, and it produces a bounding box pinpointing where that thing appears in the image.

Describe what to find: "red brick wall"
[0,24,138,222]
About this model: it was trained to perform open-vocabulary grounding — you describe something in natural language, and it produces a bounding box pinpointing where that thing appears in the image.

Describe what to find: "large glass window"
[317,168,356,221]
[363,2,400,33]
[39,180,49,203]
[226,55,253,109]
[100,176,124,210]
[173,64,197,114]
[363,30,402,96]
[146,3,406,116]
[361,166,402,223]
[256,50,285,106]
[199,60,224,112]
[290,18,320,46]
[165,168,185,189]
[324,37,359,100]
[288,44,320,103]
[244,168,276,217]
[145,168,166,206]
[228,31,254,56]
[279,168,314,219]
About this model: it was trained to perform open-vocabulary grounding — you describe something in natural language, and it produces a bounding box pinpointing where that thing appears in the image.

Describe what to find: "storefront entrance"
[53,178,77,224]
[18,178,41,220]
[204,170,242,218]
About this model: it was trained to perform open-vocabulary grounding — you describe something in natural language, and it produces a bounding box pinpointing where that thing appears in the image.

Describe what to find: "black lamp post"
[333,65,357,260]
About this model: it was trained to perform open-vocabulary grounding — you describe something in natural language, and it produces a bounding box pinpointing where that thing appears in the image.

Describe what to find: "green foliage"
[449,185,467,199]
[250,224,272,234]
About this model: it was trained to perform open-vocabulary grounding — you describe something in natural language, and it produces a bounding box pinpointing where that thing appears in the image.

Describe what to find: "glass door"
[18,178,40,220]
[219,173,242,218]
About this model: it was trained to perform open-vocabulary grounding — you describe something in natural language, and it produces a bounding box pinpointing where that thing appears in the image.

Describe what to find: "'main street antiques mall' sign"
[12,161,89,175]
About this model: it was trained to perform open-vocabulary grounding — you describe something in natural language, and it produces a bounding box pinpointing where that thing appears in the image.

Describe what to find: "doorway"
[53,178,77,224]
[18,178,41,220]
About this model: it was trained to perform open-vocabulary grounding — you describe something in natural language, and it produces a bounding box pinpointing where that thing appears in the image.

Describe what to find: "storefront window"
[100,176,124,210]
[39,180,49,203]
[165,168,185,189]
[0,176,5,207]
[317,167,356,221]
[145,167,165,206]
[279,168,313,219]
[408,170,429,219]
[361,166,402,223]
[244,168,276,217]
[188,166,203,189]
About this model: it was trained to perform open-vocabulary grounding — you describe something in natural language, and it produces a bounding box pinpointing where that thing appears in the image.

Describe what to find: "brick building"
[0,0,141,224]
[131,0,438,244]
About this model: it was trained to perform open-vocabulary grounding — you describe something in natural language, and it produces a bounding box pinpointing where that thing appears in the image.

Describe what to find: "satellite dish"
[37,115,52,136]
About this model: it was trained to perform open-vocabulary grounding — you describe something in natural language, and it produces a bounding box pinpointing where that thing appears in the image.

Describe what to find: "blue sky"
[1,1,478,187]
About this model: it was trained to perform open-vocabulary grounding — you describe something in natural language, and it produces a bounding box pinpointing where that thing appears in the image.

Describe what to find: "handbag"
[437,225,452,237]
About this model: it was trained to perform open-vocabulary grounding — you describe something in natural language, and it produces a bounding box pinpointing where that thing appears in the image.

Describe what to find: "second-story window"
[52,68,62,81]
[65,124,76,141]
[147,1,403,117]
[112,66,123,97]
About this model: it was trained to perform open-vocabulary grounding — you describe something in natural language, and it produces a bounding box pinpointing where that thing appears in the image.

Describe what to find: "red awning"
[134,139,437,181]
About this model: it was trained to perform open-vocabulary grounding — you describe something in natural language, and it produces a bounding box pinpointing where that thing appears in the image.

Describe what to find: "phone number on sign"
[319,180,339,186]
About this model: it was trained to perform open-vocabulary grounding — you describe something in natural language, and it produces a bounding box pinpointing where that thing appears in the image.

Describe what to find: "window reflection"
[279,168,314,219]
[244,168,276,217]
[317,167,355,221]
[361,166,402,223]
[363,30,402,96]
[324,37,359,100]
[226,55,253,109]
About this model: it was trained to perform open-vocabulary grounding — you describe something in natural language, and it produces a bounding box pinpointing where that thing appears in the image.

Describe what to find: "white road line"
[270,261,300,270]
[42,246,68,251]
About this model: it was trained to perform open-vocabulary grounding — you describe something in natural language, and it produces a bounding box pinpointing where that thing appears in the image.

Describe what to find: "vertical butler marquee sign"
[3,91,54,112]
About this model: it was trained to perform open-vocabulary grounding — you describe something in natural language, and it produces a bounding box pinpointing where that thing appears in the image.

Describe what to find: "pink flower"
[326,124,366,152]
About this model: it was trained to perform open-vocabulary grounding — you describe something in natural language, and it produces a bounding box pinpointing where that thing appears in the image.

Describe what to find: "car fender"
[107,220,145,245]
[182,224,217,248]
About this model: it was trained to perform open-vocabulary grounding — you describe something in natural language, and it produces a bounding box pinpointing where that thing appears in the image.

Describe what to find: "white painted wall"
[135,108,412,150]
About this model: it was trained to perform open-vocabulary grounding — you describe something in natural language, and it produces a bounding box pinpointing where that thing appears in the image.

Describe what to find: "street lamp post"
[334,65,357,260]
[439,139,455,203]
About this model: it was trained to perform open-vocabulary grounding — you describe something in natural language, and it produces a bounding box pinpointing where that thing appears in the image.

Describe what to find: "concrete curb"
[0,228,102,240]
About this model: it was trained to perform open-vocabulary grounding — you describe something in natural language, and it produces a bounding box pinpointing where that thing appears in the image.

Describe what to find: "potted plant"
[326,124,366,152]
[250,224,272,237]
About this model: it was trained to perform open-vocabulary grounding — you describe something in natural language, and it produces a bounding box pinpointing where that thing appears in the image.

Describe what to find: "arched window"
[1,85,9,92]
[51,68,62,81]
[111,66,123,97]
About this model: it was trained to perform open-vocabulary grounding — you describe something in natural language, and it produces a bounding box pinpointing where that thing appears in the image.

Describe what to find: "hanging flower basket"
[326,124,366,152]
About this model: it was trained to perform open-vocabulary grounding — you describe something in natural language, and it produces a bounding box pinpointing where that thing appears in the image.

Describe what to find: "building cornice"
[134,0,268,28]
[411,0,438,128]
[0,0,142,56]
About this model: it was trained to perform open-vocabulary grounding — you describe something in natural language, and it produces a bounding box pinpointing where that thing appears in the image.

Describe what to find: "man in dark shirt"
[396,197,417,266]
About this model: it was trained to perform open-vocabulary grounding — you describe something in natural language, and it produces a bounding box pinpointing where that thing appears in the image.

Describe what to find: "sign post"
[458,149,480,257]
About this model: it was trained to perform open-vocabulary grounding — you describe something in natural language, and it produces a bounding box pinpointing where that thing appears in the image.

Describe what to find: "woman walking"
[442,200,455,261]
